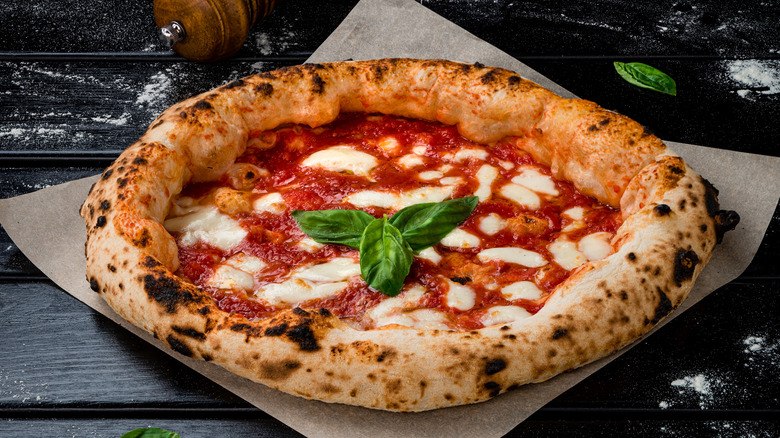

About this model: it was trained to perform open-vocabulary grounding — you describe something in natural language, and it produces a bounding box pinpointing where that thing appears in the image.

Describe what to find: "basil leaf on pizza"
[291,209,375,249]
[389,196,478,251]
[614,61,677,95]
[358,217,413,297]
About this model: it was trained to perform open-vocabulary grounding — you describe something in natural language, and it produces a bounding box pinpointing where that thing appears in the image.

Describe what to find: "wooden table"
[1,0,778,436]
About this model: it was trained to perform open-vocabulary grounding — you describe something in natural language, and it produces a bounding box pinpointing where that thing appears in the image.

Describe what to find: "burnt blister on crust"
[141,270,202,313]
[166,334,194,357]
[650,287,673,324]
[700,177,740,243]
[485,358,507,375]
[674,249,700,285]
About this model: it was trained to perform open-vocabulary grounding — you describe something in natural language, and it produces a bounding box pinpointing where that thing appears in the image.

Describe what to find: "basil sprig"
[359,217,414,296]
[290,209,375,249]
[614,62,677,96]
[121,428,180,438]
[291,196,478,296]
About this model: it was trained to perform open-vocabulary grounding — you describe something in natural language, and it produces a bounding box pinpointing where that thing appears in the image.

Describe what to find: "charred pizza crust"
[81,59,737,411]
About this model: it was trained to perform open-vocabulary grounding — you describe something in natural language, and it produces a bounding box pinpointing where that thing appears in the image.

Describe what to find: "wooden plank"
[1,280,777,410]
[2,59,779,156]
[0,417,777,438]
[1,0,778,58]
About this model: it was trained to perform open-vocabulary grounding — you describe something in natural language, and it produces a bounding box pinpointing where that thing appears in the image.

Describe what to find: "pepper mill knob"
[153,0,279,62]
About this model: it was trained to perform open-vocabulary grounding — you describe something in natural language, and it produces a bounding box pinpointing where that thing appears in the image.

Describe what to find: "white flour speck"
[91,112,131,126]
[668,373,722,409]
[744,336,764,352]
[136,71,172,106]
[658,400,670,409]
[726,59,780,98]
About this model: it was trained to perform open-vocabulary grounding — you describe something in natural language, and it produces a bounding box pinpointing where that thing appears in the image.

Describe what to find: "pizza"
[80,59,738,412]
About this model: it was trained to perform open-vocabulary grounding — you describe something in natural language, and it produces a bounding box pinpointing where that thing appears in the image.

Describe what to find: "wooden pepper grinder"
[154,0,280,62]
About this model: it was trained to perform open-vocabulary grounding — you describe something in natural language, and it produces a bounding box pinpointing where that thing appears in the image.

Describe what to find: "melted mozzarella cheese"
[563,207,585,220]
[412,145,427,155]
[481,305,532,327]
[499,183,541,209]
[366,285,428,328]
[252,192,286,214]
[474,164,499,201]
[301,146,378,177]
[549,238,587,270]
[225,253,265,273]
[377,136,401,154]
[346,186,454,210]
[578,232,613,261]
[511,167,559,196]
[478,213,506,235]
[293,257,361,282]
[397,153,424,169]
[477,247,548,268]
[416,247,442,264]
[453,148,489,162]
[164,206,247,250]
[440,228,481,248]
[297,238,324,253]
[418,170,443,180]
[445,279,476,310]
[345,190,399,209]
[261,279,348,306]
[439,176,464,185]
[208,265,255,290]
[498,160,514,170]
[501,281,543,301]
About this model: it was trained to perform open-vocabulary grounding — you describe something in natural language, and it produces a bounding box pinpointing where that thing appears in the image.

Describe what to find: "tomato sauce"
[171,113,623,329]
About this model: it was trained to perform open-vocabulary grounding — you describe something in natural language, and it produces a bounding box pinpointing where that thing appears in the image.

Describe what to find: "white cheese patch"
[397,186,454,209]
[481,305,532,327]
[478,213,506,235]
[418,170,443,180]
[366,285,427,328]
[498,160,514,170]
[208,265,255,290]
[439,176,464,185]
[301,146,378,177]
[453,148,489,162]
[293,257,361,282]
[297,238,324,253]
[549,238,587,271]
[416,247,442,264]
[511,167,559,196]
[397,153,424,169]
[372,309,450,330]
[345,190,399,209]
[477,247,548,268]
[377,136,401,154]
[499,183,541,209]
[170,196,198,217]
[164,206,247,251]
[225,253,265,273]
[346,186,454,210]
[412,145,427,155]
[563,207,585,220]
[252,192,286,214]
[261,279,348,306]
[440,228,481,249]
[437,164,453,173]
[578,232,613,261]
[474,164,499,201]
[445,279,476,311]
[501,281,543,301]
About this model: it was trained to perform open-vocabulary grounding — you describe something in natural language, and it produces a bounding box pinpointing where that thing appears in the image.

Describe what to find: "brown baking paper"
[1,0,779,436]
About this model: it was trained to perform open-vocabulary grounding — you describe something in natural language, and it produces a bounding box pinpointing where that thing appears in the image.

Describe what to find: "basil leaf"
[389,196,478,251]
[291,209,375,249]
[359,217,413,296]
[614,62,677,96]
[121,428,180,438]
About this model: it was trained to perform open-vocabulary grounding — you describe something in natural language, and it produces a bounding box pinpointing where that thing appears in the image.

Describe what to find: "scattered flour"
[659,373,722,410]
[252,29,298,55]
[136,71,173,107]
[90,113,131,126]
[725,60,780,98]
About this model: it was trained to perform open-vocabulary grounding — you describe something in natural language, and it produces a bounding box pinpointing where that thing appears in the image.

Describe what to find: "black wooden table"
[1,1,778,436]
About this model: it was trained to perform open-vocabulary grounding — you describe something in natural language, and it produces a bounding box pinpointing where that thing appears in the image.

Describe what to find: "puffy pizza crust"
[81,59,737,412]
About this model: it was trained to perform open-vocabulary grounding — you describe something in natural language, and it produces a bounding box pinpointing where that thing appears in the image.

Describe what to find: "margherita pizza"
[81,59,738,411]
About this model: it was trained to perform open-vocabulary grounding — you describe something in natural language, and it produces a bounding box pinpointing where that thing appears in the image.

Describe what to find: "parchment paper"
[1,0,779,436]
